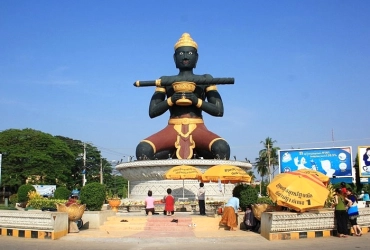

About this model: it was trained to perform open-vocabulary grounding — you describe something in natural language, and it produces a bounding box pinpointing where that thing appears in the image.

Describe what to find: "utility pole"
[268,143,271,183]
[332,128,335,146]
[82,143,86,186]
[0,153,2,188]
[100,158,103,184]
[0,153,2,201]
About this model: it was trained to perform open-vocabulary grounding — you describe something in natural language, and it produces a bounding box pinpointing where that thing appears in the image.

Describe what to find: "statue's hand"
[184,92,199,105]
[170,92,184,103]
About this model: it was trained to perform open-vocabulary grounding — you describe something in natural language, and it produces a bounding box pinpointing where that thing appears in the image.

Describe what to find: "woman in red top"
[163,188,175,216]
[341,182,347,196]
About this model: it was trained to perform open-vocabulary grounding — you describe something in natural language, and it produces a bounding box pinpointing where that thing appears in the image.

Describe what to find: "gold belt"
[168,118,204,125]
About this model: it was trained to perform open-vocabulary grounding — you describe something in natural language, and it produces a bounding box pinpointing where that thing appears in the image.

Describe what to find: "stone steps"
[100,214,194,232]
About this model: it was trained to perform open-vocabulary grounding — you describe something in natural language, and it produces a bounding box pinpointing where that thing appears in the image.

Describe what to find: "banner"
[278,146,353,178]
[0,154,2,186]
[358,146,370,177]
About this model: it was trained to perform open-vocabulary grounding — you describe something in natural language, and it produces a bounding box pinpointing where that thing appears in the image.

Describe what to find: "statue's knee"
[211,139,230,160]
[136,141,154,160]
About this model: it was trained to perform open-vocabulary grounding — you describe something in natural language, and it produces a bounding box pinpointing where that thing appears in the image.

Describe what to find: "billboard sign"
[279,146,353,178]
[358,146,370,177]
[32,185,56,197]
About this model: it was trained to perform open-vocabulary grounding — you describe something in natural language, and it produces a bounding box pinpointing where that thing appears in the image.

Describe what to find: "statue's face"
[174,46,198,69]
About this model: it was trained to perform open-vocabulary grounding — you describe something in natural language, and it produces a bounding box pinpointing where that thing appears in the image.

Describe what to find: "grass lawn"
[0,204,17,210]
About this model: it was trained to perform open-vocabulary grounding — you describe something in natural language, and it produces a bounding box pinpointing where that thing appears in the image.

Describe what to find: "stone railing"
[0,210,68,240]
[261,207,370,240]
[116,203,223,214]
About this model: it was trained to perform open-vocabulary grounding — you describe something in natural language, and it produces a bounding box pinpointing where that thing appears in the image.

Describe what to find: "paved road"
[1,233,370,250]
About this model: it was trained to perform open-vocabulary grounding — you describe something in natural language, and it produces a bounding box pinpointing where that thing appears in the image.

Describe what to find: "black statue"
[135,33,231,160]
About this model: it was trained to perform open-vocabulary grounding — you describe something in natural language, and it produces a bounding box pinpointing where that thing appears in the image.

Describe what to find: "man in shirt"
[198,182,206,215]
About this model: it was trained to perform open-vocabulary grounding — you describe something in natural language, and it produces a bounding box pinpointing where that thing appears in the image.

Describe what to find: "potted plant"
[106,191,121,212]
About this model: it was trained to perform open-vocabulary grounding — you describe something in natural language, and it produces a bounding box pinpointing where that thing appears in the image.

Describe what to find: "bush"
[233,184,258,211]
[9,194,18,205]
[257,196,274,205]
[80,182,106,211]
[54,186,71,200]
[28,198,67,209]
[17,184,36,203]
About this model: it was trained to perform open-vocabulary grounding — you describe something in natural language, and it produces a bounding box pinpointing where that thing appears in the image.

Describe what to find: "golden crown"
[174,33,198,50]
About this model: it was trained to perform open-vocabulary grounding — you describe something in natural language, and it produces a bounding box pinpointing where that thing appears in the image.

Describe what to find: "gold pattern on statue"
[155,79,161,87]
[141,140,157,153]
[172,81,196,106]
[155,87,166,93]
[174,33,198,50]
[168,118,204,125]
[205,85,217,92]
[173,123,197,138]
[208,138,225,151]
[175,134,195,159]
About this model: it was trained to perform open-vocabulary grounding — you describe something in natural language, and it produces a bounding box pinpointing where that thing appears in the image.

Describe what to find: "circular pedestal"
[116,159,252,200]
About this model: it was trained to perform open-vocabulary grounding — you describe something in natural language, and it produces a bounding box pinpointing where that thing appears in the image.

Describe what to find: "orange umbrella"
[164,165,202,198]
[165,165,202,180]
[202,165,251,184]
[267,172,329,212]
[294,169,330,185]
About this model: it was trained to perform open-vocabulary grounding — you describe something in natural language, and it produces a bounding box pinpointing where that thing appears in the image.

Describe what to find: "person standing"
[345,188,362,236]
[340,182,347,196]
[198,182,206,215]
[332,188,349,238]
[219,189,240,231]
[358,190,365,201]
[145,190,155,216]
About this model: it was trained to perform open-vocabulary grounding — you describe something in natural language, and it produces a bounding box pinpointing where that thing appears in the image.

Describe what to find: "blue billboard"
[358,146,370,178]
[279,146,353,178]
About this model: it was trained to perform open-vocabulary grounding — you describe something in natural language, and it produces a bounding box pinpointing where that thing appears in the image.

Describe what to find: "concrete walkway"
[74,212,250,238]
[2,211,370,250]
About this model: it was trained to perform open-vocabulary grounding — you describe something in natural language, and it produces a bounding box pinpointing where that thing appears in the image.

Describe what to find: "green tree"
[105,175,128,198]
[254,137,280,183]
[246,170,256,183]
[55,136,111,190]
[0,129,74,193]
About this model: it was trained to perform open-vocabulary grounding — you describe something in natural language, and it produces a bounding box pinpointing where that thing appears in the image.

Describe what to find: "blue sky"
[1,1,369,173]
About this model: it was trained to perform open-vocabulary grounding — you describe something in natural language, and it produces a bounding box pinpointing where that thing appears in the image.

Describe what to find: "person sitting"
[162,188,175,216]
[145,190,155,215]
[65,194,78,207]
[243,205,258,232]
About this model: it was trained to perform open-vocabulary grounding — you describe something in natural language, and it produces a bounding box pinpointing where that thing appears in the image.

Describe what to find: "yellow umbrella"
[202,165,251,183]
[164,165,202,198]
[294,169,330,185]
[267,172,329,212]
[165,165,202,180]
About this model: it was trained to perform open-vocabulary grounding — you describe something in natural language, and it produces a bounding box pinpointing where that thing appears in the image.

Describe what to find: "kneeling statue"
[135,33,232,160]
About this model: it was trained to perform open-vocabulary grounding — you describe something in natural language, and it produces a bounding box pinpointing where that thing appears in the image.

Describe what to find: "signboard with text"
[358,146,370,178]
[32,185,56,197]
[279,146,353,178]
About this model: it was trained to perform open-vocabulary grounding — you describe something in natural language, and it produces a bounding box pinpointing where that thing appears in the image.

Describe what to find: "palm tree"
[254,137,280,183]
[246,170,256,183]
